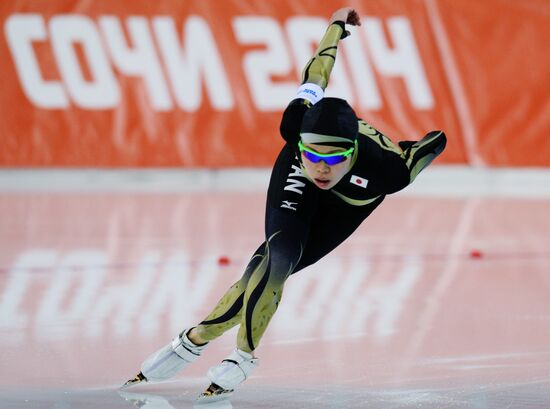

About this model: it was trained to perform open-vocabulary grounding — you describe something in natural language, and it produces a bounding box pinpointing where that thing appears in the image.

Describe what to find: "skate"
[121,372,148,389]
[197,382,234,402]
[197,349,258,402]
[194,389,234,408]
[121,328,209,389]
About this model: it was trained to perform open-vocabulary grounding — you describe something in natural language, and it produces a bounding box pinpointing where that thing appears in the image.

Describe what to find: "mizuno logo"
[281,201,298,211]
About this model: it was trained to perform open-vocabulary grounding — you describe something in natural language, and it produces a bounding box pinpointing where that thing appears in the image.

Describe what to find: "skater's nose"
[315,161,330,173]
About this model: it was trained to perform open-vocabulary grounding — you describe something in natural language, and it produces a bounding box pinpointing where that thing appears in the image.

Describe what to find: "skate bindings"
[198,349,259,401]
[122,328,209,389]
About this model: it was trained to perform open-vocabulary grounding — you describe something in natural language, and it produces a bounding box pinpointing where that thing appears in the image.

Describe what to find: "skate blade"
[196,383,234,403]
[120,372,148,390]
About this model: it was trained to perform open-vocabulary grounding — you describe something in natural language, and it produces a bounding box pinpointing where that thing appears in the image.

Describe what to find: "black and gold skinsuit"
[194,21,447,353]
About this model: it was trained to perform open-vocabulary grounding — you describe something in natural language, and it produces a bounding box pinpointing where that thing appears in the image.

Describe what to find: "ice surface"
[1,168,550,408]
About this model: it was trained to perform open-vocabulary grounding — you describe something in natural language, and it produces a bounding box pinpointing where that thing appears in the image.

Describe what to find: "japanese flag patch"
[350,175,368,188]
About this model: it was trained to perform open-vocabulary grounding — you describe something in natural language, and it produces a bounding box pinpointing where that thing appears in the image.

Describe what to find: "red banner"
[1,0,549,167]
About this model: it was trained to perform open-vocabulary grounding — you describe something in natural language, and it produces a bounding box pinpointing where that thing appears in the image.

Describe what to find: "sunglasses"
[298,141,355,166]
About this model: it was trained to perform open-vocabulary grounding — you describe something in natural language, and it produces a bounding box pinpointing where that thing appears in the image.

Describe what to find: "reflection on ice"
[0,251,422,344]
[118,390,178,409]
[118,390,234,409]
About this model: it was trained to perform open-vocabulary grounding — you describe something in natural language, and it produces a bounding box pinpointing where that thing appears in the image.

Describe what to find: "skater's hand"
[330,7,361,27]
[329,7,361,39]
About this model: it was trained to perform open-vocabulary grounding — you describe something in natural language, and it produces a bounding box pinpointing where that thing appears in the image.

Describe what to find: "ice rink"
[1,167,550,409]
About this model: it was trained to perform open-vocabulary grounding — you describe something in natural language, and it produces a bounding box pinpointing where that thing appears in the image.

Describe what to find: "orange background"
[1,0,549,167]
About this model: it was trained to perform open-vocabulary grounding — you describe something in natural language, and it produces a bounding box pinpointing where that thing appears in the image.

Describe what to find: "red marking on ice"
[218,256,231,266]
[470,249,483,259]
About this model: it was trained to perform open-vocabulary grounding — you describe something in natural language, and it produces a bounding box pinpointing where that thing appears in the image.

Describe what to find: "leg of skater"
[122,243,267,387]
[188,242,268,345]
[200,139,320,397]
[202,211,311,397]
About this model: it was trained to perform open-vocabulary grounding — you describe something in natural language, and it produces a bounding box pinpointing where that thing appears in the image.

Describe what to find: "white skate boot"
[198,349,259,400]
[122,328,208,388]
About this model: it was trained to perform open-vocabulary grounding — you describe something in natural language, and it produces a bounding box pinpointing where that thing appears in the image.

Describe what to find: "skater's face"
[300,143,352,190]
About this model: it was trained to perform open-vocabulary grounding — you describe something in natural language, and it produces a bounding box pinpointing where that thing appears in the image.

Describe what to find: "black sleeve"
[385,130,447,194]
[279,99,310,144]
[357,121,412,194]
[381,151,412,194]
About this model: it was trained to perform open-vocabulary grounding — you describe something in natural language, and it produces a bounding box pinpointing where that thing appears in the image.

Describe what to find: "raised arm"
[300,7,361,90]
[280,8,360,143]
